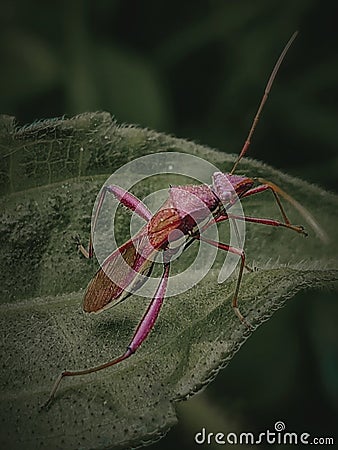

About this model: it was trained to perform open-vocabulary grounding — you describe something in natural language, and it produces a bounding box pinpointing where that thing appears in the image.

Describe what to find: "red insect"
[45,32,319,406]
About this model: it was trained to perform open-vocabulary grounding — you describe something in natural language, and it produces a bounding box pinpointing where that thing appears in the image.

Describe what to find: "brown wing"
[83,232,156,313]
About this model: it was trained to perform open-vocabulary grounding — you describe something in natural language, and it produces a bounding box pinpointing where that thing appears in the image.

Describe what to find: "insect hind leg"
[105,185,152,222]
[76,185,152,259]
[42,263,170,408]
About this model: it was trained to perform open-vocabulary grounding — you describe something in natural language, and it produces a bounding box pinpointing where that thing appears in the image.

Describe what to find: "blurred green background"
[1,0,337,448]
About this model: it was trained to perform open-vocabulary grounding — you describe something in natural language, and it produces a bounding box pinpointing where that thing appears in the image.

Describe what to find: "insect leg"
[42,263,170,408]
[241,178,327,241]
[227,214,307,235]
[196,235,251,329]
[185,215,252,272]
[76,185,152,259]
[241,183,292,225]
[106,185,152,222]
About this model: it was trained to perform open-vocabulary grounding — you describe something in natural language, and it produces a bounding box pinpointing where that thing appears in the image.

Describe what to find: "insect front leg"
[225,214,307,235]
[196,235,251,329]
[241,178,308,235]
[202,209,304,236]
[42,263,170,408]
[76,185,152,259]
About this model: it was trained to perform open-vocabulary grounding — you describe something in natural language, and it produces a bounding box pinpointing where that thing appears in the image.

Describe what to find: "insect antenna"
[230,31,298,174]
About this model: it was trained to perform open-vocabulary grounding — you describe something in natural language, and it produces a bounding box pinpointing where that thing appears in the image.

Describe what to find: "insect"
[44,31,320,407]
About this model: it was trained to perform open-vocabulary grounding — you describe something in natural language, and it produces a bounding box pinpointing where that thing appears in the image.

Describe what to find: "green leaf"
[0,112,337,449]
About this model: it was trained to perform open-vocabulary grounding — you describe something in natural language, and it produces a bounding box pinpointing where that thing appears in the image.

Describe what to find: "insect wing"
[83,231,157,313]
